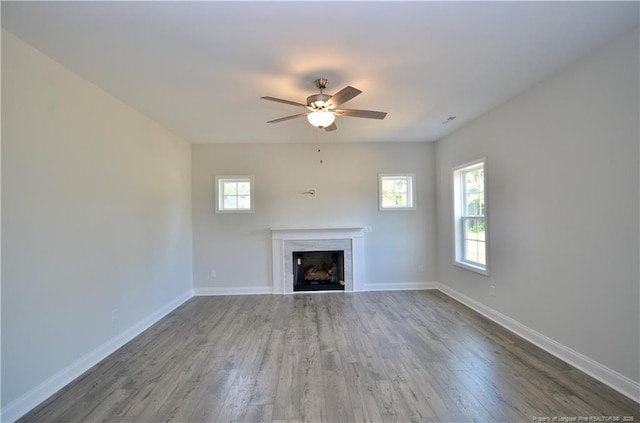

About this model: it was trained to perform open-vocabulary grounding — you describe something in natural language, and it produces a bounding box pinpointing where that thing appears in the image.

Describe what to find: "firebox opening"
[293,250,345,292]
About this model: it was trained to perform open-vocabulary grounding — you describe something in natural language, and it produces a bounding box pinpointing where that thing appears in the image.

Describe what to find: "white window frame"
[215,175,254,214]
[453,159,489,275]
[378,173,416,211]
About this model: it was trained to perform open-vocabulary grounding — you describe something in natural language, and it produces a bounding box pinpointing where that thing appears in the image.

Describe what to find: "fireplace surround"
[271,227,364,294]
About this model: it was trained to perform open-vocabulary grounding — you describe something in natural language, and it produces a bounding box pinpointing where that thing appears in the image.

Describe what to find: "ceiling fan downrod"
[314,78,329,92]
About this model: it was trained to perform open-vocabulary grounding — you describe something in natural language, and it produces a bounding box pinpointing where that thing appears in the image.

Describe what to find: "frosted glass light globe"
[307,111,336,128]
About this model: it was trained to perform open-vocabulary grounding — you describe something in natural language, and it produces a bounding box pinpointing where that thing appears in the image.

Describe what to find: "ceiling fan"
[261,78,387,131]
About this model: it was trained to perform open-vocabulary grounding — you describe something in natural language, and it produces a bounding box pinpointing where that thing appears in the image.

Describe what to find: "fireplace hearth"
[293,250,345,291]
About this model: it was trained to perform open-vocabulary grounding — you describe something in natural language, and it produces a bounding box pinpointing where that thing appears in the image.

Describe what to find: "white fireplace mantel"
[271,227,365,294]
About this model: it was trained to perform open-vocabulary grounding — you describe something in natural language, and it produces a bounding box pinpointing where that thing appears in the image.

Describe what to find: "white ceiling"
[2,1,638,144]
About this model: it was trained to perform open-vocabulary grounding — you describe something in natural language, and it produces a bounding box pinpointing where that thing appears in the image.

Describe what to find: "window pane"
[464,218,479,241]
[476,219,486,241]
[465,240,479,263]
[382,192,394,207]
[394,179,407,192]
[477,241,486,265]
[237,182,250,195]
[465,193,479,215]
[382,179,394,192]
[466,169,484,193]
[394,193,407,206]
[464,240,486,265]
[224,182,237,195]
[237,195,251,209]
[466,194,485,216]
[465,173,476,193]
[224,195,237,209]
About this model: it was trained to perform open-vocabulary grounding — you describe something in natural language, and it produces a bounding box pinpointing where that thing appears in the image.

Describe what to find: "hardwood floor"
[19,290,639,423]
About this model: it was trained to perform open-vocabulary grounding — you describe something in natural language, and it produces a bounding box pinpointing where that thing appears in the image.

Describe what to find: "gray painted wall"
[191,142,437,292]
[1,31,193,408]
[435,29,639,384]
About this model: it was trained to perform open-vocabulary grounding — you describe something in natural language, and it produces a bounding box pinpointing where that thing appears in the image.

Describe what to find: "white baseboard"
[1,290,194,423]
[364,281,439,291]
[193,286,273,296]
[436,283,640,404]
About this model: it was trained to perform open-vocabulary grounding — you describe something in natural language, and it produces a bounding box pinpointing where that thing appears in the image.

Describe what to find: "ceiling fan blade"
[324,122,337,132]
[267,112,308,124]
[335,108,387,120]
[261,96,309,109]
[326,86,362,108]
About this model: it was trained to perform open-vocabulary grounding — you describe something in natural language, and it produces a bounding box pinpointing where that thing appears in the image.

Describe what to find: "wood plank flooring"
[19,290,640,423]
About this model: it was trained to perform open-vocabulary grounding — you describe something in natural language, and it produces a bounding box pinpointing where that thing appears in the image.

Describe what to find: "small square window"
[379,173,416,211]
[216,176,254,213]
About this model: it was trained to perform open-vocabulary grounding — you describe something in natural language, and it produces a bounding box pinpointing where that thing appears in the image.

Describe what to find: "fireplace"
[271,227,364,294]
[293,250,345,291]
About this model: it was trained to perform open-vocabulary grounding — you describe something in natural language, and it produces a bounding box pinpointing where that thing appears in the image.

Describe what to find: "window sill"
[215,209,255,214]
[379,207,416,212]
[454,260,489,276]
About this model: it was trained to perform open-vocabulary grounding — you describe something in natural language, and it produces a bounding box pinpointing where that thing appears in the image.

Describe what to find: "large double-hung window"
[453,159,488,275]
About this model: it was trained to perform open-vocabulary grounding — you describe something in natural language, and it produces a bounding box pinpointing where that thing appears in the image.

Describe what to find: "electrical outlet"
[490,285,496,297]
[111,309,118,323]
[210,270,217,279]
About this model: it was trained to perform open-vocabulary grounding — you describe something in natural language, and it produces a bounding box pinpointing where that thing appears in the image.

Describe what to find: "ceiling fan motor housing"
[307,93,332,109]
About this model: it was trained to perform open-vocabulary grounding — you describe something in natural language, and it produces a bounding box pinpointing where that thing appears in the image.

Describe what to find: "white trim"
[270,227,364,237]
[364,281,439,291]
[437,283,640,404]
[452,158,486,174]
[1,290,194,423]
[193,286,273,296]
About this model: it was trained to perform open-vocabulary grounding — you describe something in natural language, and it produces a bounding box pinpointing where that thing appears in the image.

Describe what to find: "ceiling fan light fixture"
[307,110,336,128]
